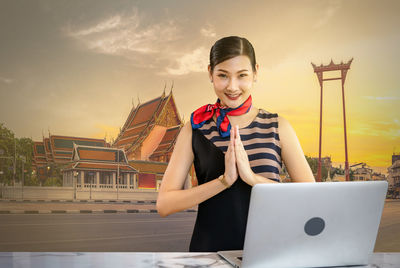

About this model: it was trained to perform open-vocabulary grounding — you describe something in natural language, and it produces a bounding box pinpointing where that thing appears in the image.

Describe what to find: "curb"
[0,209,197,214]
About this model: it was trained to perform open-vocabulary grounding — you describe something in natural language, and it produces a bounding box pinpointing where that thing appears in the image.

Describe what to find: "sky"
[0,0,399,173]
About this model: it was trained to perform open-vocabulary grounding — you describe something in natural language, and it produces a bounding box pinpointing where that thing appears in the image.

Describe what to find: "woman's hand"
[224,128,239,186]
[233,125,256,186]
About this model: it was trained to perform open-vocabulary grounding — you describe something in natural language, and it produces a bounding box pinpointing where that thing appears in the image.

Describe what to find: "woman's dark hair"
[209,36,257,73]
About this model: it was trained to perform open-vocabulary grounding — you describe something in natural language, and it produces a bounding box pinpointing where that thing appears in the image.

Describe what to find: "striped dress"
[197,108,282,182]
[189,108,282,252]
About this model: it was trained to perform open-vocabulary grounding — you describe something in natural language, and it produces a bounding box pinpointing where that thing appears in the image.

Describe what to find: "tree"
[0,123,35,186]
[305,155,328,181]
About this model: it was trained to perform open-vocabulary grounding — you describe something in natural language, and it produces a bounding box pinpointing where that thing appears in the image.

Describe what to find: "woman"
[157,36,315,252]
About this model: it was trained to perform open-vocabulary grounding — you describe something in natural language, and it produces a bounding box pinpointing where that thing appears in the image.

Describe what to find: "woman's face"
[209,55,258,108]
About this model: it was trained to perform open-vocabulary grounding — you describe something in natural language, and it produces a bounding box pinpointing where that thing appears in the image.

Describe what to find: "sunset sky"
[0,0,399,173]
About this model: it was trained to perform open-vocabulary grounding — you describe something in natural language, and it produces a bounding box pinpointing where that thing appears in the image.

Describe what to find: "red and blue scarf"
[190,95,252,138]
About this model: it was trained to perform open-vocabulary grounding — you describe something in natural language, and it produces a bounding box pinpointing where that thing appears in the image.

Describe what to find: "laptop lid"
[241,181,387,268]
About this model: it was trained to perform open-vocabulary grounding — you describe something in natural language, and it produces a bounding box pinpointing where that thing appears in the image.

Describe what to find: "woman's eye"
[217,74,227,78]
[239,73,248,77]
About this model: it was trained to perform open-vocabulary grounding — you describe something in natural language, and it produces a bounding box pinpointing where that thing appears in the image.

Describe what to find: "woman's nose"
[227,77,239,91]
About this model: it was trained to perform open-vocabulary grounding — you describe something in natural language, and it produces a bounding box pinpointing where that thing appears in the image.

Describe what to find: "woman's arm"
[278,116,315,182]
[156,122,237,217]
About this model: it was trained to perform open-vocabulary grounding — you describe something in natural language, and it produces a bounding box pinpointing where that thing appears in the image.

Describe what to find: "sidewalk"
[0,200,197,214]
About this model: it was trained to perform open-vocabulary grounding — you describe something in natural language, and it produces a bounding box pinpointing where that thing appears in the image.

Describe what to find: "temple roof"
[113,89,182,160]
[65,162,136,172]
[33,141,47,166]
[50,135,107,163]
[129,160,168,174]
[43,138,53,162]
[33,135,108,168]
[151,125,181,158]
[63,144,136,173]
[72,144,127,164]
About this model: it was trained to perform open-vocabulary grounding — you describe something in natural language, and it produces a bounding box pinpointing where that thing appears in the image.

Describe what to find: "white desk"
[0,252,399,267]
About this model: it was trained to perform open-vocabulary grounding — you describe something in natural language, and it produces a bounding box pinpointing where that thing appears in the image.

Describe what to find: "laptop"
[218,181,388,268]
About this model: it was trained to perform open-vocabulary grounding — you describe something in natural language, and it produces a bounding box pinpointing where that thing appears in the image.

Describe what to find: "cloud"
[363,96,400,100]
[350,121,400,139]
[165,47,209,75]
[72,15,124,37]
[0,76,13,84]
[200,24,216,38]
[313,0,342,29]
[65,8,181,56]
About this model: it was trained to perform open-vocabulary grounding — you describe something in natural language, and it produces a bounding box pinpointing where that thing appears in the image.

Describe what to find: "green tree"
[305,155,328,181]
[0,123,35,186]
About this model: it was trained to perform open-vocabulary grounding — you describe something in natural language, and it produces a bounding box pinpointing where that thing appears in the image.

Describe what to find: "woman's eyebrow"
[216,69,249,73]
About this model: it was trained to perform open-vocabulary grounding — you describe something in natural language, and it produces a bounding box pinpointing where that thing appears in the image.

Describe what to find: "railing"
[99,184,113,189]
[74,183,139,190]
[83,184,97,188]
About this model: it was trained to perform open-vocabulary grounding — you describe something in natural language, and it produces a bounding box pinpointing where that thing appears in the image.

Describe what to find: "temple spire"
[163,81,166,95]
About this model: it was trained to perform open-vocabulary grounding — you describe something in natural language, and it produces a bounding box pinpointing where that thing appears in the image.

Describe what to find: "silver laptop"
[218,181,388,268]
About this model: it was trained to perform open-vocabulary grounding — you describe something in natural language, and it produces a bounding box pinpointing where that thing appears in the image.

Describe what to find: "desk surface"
[0,252,399,268]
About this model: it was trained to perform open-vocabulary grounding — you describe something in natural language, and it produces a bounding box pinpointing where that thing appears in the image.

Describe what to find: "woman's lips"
[225,93,241,100]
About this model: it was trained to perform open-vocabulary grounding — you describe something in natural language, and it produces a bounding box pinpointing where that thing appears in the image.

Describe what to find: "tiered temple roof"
[113,89,183,162]
[33,135,109,172]
[63,144,136,173]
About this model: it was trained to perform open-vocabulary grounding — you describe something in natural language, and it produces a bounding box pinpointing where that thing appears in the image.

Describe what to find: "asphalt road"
[0,213,197,252]
[1,201,399,252]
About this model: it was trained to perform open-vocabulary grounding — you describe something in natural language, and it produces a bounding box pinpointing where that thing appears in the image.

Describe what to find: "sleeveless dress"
[189,109,282,252]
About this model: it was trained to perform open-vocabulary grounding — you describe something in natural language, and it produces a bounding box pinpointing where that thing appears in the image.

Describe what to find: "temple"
[32,89,194,191]
[32,135,108,181]
[62,144,137,191]
[113,89,182,162]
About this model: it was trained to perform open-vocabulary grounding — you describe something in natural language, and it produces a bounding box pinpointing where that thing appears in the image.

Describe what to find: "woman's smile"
[225,92,242,100]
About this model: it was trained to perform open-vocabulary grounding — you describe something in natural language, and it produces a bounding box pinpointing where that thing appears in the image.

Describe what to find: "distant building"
[113,90,182,162]
[392,154,400,164]
[33,135,108,181]
[388,160,400,189]
[353,164,373,181]
[33,89,195,191]
[62,144,137,190]
[128,160,168,190]
[371,172,386,181]
[112,90,195,190]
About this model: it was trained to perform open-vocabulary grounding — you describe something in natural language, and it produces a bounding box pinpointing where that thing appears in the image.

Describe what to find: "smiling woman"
[156,36,315,252]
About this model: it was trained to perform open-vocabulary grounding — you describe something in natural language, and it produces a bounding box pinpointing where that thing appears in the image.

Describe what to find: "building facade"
[33,135,108,181]
[62,144,137,191]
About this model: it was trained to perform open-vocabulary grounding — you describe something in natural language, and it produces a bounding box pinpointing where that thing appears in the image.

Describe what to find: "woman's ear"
[208,65,213,82]
[254,63,259,82]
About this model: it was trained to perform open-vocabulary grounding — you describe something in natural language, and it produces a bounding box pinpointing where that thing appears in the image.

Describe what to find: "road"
[0,201,399,252]
[0,213,196,252]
